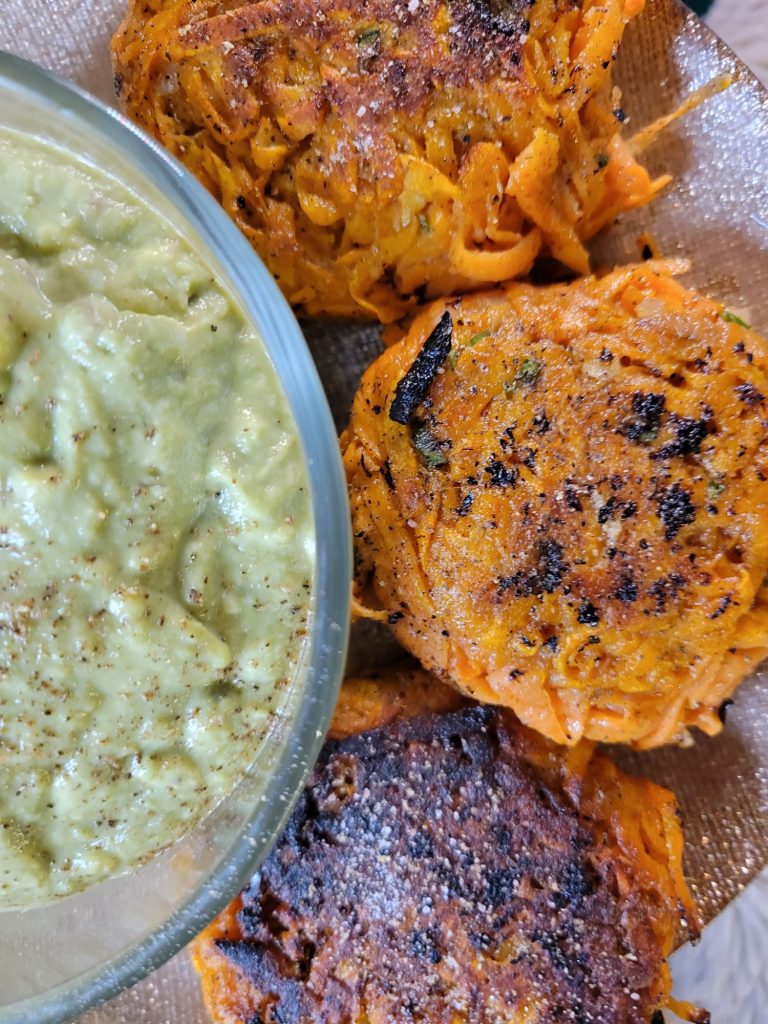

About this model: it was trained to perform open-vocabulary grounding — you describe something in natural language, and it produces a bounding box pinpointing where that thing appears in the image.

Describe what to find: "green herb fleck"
[596,152,609,170]
[357,27,382,71]
[722,310,750,328]
[505,357,543,393]
[358,27,381,46]
[412,423,448,468]
[518,358,543,385]
[468,329,491,347]
[418,213,431,234]
[707,479,726,501]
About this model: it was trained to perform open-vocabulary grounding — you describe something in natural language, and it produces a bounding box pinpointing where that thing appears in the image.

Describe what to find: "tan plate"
[0,0,766,1020]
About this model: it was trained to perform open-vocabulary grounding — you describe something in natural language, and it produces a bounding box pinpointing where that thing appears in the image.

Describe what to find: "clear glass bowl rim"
[0,49,351,1024]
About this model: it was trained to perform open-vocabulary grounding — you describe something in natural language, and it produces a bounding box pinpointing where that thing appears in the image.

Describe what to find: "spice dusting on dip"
[0,131,315,909]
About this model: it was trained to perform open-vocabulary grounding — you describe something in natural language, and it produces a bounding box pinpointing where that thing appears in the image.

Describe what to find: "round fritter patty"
[192,672,703,1024]
[112,0,659,321]
[342,264,768,747]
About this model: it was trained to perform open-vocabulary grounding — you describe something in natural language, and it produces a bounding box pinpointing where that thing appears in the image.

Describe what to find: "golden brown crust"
[192,672,700,1024]
[342,264,768,747]
[328,663,466,739]
[112,0,659,321]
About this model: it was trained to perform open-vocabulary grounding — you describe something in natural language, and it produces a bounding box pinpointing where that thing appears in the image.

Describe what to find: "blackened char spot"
[521,447,537,469]
[552,858,599,909]
[407,831,433,858]
[577,601,600,626]
[615,573,638,603]
[499,540,569,598]
[456,493,474,516]
[532,409,550,434]
[216,939,274,981]
[247,38,269,64]
[710,594,732,620]
[483,866,521,907]
[382,459,396,491]
[384,57,408,100]
[564,482,583,512]
[450,0,531,50]
[621,392,666,442]
[651,414,710,460]
[735,382,764,406]
[655,483,696,539]
[409,928,442,964]
[531,929,570,972]
[649,573,687,613]
[598,496,618,524]
[485,458,519,488]
[477,0,530,36]
[499,427,516,450]
[389,311,452,424]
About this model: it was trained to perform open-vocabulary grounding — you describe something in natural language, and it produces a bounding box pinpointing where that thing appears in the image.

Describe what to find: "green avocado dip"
[0,131,315,908]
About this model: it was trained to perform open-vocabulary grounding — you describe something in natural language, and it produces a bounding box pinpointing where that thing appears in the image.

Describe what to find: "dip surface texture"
[0,131,314,908]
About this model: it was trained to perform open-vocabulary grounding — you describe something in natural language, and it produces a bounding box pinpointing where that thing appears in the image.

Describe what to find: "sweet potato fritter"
[192,671,704,1024]
[112,0,662,321]
[342,264,768,748]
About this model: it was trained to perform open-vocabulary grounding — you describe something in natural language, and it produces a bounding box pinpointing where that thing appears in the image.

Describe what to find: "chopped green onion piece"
[722,310,750,328]
[504,357,543,394]
[418,213,431,233]
[358,28,381,46]
[468,329,491,346]
[518,357,543,386]
[412,423,448,468]
[707,479,726,500]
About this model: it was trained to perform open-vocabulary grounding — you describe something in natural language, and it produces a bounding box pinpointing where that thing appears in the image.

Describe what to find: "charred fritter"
[192,672,705,1024]
[342,264,768,748]
[112,0,661,321]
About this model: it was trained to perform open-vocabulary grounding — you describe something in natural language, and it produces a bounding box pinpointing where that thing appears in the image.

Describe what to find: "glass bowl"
[0,51,351,1024]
